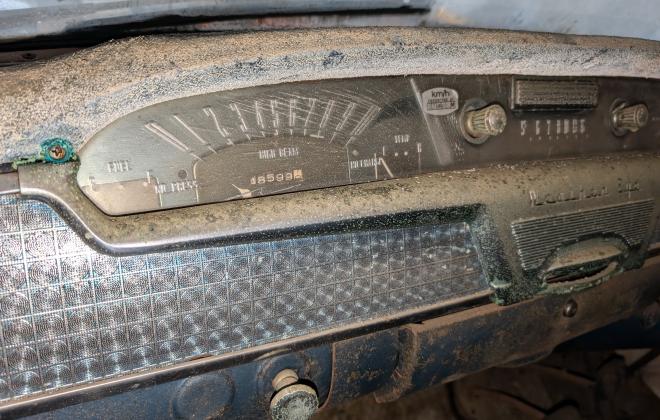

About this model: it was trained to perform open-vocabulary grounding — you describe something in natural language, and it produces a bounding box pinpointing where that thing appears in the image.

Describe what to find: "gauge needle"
[378,157,395,178]
[228,184,302,201]
[232,184,253,198]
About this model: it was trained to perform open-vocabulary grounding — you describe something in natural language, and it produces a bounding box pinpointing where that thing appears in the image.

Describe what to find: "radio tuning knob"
[465,104,507,139]
[611,103,648,134]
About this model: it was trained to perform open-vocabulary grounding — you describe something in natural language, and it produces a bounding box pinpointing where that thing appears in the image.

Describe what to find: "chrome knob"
[270,369,318,420]
[465,104,507,139]
[612,103,648,133]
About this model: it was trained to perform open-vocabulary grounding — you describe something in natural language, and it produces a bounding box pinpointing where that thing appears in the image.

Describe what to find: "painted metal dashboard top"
[77,75,660,215]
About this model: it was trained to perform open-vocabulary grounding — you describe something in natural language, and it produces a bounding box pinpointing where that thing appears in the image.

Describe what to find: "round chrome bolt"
[563,299,578,318]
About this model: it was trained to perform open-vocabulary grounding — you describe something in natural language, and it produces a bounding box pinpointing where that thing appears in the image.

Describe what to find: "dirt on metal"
[2,27,660,162]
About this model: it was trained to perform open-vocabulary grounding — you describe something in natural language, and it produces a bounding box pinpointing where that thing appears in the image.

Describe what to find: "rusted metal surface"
[373,256,660,402]
[322,330,400,408]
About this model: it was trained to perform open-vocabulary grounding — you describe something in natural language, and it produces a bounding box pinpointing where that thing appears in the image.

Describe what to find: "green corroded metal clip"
[11,138,77,169]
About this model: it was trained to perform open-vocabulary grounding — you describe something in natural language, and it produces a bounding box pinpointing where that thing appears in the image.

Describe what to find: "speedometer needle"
[232,184,253,198]
[378,157,394,178]
[228,183,302,201]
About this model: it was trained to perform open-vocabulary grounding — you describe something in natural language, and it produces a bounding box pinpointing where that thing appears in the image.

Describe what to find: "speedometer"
[77,78,436,215]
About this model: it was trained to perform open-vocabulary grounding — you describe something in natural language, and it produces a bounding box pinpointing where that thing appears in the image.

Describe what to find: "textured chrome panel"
[512,79,599,110]
[511,200,655,271]
[0,195,485,400]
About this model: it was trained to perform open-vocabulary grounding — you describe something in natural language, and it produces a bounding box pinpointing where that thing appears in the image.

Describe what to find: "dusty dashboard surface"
[0,28,659,418]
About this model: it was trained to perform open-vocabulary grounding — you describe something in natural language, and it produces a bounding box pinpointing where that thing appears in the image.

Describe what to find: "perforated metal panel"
[0,195,486,400]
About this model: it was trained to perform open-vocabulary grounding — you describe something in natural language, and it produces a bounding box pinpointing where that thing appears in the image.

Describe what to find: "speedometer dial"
[77,77,436,215]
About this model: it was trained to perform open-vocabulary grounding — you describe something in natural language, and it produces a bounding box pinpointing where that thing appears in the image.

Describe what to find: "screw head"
[48,145,66,161]
[563,299,578,318]
[41,138,74,164]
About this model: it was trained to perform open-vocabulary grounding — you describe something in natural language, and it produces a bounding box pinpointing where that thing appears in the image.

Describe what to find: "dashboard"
[0,27,659,419]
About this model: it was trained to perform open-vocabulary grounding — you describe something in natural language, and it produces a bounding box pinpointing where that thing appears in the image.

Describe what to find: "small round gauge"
[76,77,437,215]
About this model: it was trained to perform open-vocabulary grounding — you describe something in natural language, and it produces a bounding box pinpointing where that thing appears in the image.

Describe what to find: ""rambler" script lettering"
[529,180,641,207]
[529,186,609,207]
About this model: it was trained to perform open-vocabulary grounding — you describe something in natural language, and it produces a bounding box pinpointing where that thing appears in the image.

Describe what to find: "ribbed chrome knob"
[612,103,648,133]
[465,104,507,138]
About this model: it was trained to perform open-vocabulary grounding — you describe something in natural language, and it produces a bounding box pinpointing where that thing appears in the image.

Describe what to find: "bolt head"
[48,145,66,160]
[270,383,318,420]
[563,299,578,318]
